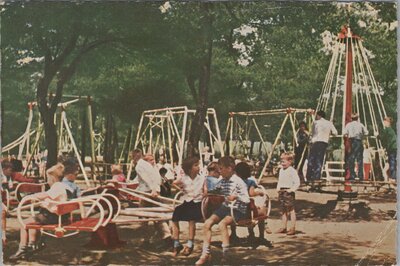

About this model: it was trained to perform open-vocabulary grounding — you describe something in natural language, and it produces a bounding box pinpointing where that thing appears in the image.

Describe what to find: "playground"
[2,183,396,265]
[1,2,398,266]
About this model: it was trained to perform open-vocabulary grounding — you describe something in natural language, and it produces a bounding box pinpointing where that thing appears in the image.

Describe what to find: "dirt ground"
[1,183,397,266]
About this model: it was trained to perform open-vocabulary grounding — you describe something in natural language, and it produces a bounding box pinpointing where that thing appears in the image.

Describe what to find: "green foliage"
[1,2,397,150]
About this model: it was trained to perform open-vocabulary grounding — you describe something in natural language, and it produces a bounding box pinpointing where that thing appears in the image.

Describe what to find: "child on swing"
[111,164,126,183]
[276,152,300,236]
[171,157,207,257]
[10,163,67,260]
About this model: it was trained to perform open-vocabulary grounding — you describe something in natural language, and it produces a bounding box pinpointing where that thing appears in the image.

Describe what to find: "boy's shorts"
[34,208,68,225]
[213,205,247,221]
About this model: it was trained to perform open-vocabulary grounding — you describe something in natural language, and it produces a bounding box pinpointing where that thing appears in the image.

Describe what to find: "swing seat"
[18,193,121,238]
[201,194,225,221]
[235,198,269,227]
[231,186,271,227]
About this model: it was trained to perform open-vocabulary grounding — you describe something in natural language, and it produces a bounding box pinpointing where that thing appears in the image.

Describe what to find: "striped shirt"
[215,174,250,214]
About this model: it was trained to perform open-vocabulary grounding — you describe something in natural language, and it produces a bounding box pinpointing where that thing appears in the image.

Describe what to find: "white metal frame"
[131,106,224,169]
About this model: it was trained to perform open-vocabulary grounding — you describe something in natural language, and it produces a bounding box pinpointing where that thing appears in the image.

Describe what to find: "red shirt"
[11,172,36,183]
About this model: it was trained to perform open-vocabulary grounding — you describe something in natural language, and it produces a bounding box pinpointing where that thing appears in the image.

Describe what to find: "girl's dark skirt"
[278,190,295,213]
[172,200,203,222]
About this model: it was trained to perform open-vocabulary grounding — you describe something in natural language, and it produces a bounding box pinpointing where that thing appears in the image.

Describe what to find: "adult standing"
[294,121,309,180]
[306,110,338,181]
[343,113,369,181]
[131,149,172,248]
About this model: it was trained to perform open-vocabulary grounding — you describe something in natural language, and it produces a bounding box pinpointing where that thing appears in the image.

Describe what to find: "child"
[230,161,268,244]
[276,152,300,236]
[61,158,82,199]
[159,167,171,197]
[171,157,206,257]
[111,164,126,183]
[195,156,249,265]
[10,163,67,260]
[1,185,7,245]
[206,162,220,192]
[1,160,14,190]
[378,116,397,182]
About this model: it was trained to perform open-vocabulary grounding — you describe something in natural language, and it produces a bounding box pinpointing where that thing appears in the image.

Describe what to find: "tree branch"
[50,37,118,113]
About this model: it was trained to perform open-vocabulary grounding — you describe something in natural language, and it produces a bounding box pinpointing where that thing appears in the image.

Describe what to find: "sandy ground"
[1,185,397,265]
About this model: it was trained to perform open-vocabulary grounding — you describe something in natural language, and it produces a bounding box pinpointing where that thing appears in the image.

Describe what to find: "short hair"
[46,163,64,181]
[181,157,199,175]
[159,167,168,176]
[207,161,219,172]
[1,160,13,170]
[235,162,251,179]
[143,153,154,161]
[351,113,359,120]
[384,117,393,124]
[280,152,294,163]
[131,149,143,161]
[11,159,23,172]
[299,121,307,128]
[63,157,79,175]
[316,110,326,118]
[132,149,142,156]
[111,164,123,175]
[218,156,236,168]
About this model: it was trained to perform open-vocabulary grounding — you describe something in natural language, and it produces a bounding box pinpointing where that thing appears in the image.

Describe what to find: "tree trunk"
[43,113,58,168]
[187,3,213,158]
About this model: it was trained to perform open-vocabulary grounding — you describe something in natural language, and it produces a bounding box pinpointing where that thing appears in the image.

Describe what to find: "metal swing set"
[126,106,225,180]
[225,108,312,183]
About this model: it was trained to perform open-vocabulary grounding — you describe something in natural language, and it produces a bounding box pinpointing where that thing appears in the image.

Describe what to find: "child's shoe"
[172,244,183,257]
[182,245,193,256]
[276,228,287,234]
[195,253,211,265]
[286,228,296,235]
[9,245,33,260]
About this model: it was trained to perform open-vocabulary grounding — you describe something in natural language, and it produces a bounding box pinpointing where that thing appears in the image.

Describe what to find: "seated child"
[159,167,171,197]
[230,162,268,245]
[11,159,36,183]
[2,188,7,246]
[1,160,14,191]
[172,157,206,256]
[10,163,67,260]
[276,152,300,236]
[111,164,126,183]
[61,158,82,199]
[206,162,220,192]
[195,156,250,265]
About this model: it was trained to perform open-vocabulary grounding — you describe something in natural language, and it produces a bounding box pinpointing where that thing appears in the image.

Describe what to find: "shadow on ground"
[3,223,395,265]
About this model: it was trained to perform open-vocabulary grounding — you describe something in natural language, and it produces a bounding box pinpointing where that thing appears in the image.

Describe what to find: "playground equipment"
[225,108,311,182]
[127,106,224,179]
[2,96,102,187]
[316,25,389,188]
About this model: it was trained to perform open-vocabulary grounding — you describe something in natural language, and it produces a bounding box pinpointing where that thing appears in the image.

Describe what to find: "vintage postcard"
[0,1,397,265]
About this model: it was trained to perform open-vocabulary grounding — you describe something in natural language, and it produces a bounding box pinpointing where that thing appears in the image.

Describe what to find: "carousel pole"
[339,25,359,196]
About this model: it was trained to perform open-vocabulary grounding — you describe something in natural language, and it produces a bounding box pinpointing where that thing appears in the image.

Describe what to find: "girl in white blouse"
[171,157,207,257]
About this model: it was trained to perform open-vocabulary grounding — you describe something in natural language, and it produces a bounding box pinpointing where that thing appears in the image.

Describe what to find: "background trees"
[1,2,397,164]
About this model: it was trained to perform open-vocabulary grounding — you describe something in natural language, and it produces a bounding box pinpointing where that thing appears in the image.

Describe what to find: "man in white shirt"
[131,149,172,249]
[343,113,369,180]
[306,110,338,181]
